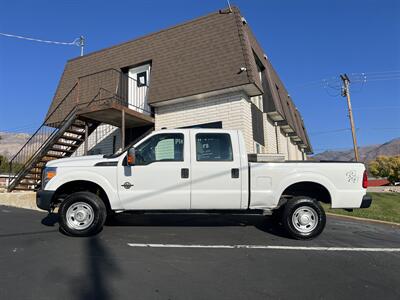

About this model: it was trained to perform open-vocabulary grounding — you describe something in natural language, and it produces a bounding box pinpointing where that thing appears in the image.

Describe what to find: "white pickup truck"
[37,129,371,239]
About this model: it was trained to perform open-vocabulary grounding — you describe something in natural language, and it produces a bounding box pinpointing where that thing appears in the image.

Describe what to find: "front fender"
[45,169,122,210]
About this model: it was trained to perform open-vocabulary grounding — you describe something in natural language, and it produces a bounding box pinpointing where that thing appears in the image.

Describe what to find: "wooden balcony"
[77,95,154,128]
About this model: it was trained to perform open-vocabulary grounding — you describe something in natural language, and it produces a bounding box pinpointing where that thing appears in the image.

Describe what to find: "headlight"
[42,167,57,189]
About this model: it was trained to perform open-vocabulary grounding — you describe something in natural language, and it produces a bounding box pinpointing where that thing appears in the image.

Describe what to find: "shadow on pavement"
[41,212,59,226]
[107,213,289,238]
[40,211,288,238]
[74,236,121,300]
[0,229,58,238]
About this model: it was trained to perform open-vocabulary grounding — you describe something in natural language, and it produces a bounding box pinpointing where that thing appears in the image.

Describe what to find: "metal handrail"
[8,82,78,163]
[8,67,152,190]
[88,87,153,115]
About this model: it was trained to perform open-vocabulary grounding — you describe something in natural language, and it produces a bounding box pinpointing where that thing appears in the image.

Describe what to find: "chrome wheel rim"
[291,206,318,233]
[66,202,94,230]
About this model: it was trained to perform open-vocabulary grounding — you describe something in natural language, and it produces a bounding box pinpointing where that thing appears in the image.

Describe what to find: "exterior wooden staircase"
[7,69,153,192]
[8,118,98,191]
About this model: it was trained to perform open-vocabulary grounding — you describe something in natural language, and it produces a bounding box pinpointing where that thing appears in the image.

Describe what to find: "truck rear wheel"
[282,197,326,240]
[59,191,107,237]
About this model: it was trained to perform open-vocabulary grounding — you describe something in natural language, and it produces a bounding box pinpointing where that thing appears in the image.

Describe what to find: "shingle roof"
[46,6,312,152]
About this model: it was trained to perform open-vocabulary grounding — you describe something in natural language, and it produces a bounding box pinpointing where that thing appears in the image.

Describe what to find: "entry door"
[190,131,242,209]
[128,64,151,114]
[117,132,190,210]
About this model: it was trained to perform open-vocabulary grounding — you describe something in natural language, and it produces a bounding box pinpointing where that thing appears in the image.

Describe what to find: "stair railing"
[7,68,153,191]
[7,83,79,191]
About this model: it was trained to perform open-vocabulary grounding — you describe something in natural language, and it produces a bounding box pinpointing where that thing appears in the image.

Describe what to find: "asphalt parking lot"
[0,206,399,300]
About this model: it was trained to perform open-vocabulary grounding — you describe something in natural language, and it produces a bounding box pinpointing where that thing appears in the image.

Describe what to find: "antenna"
[79,36,85,56]
[227,0,232,12]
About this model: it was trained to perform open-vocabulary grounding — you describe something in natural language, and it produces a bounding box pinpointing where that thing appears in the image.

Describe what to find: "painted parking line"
[127,243,400,252]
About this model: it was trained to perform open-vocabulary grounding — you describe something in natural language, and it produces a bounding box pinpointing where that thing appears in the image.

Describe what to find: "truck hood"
[45,155,118,168]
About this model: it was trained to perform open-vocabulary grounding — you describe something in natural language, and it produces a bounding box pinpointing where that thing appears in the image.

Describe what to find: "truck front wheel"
[282,197,326,240]
[59,191,107,237]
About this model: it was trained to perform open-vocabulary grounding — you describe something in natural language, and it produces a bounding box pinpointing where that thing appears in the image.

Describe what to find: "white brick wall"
[155,92,255,153]
[71,92,307,160]
[277,129,288,159]
[263,114,278,154]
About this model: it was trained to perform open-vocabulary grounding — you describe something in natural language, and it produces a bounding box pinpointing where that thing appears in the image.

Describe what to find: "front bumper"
[360,195,372,208]
[36,190,55,211]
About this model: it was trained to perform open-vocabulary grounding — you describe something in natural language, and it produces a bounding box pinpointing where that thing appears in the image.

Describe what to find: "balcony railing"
[8,68,152,182]
[78,68,151,113]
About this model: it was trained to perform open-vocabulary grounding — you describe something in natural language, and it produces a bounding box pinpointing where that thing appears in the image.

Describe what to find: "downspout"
[274,122,280,154]
[286,134,290,159]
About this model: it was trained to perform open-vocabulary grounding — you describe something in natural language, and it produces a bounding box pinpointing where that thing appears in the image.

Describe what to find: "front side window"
[135,133,184,165]
[196,133,233,161]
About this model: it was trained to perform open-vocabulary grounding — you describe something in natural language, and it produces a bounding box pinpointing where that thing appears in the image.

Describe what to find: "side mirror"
[127,148,136,166]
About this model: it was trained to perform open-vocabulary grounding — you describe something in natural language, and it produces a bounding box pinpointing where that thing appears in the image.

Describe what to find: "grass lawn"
[323,192,400,224]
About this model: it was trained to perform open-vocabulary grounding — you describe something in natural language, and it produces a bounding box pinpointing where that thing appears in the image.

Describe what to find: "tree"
[0,155,9,174]
[369,155,400,185]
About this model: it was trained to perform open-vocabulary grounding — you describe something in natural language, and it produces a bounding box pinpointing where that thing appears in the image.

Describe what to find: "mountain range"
[311,137,400,162]
[0,131,30,159]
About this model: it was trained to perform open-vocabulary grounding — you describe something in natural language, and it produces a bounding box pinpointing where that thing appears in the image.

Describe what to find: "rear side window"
[196,133,233,161]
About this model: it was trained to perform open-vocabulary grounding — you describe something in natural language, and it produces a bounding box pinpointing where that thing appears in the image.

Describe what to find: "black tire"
[282,196,326,240]
[59,191,107,237]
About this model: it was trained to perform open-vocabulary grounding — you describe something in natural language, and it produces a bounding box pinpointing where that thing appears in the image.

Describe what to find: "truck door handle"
[231,168,239,178]
[181,168,189,179]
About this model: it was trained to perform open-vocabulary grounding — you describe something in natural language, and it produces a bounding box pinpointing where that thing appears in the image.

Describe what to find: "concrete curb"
[327,212,400,227]
[0,192,42,211]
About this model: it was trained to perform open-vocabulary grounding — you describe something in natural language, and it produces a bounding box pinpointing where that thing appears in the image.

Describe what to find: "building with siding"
[9,6,316,191]
[61,6,312,160]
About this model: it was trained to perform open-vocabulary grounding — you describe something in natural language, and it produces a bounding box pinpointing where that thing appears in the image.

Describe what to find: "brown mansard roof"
[47,6,312,152]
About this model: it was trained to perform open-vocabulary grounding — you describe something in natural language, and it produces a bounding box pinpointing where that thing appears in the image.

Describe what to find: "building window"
[196,133,233,161]
[135,133,184,165]
[137,71,147,87]
[179,121,223,129]
[251,104,265,146]
[254,142,263,154]
[251,52,265,112]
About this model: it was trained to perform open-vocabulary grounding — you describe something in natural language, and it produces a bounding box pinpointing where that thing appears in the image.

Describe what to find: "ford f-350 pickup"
[37,129,371,239]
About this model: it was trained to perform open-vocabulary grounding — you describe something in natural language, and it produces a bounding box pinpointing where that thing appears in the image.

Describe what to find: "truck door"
[190,131,242,209]
[117,132,191,209]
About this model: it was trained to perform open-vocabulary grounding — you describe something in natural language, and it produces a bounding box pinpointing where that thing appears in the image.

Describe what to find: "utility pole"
[340,74,360,161]
[79,36,85,56]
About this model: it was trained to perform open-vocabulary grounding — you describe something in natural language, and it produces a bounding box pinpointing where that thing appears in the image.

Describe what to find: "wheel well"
[54,180,111,211]
[281,181,332,204]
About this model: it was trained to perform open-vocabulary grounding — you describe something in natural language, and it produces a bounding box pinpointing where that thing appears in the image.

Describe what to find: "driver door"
[117,132,191,209]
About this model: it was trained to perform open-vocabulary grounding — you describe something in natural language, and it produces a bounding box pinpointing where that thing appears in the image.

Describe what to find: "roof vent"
[241,17,247,24]
[219,8,233,14]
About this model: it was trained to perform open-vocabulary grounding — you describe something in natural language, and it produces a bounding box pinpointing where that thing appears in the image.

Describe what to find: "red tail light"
[362,170,368,188]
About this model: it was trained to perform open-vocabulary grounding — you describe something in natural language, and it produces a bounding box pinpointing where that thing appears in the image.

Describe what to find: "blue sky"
[0,0,399,153]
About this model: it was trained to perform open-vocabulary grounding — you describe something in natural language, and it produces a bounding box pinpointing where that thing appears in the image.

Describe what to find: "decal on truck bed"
[346,170,358,183]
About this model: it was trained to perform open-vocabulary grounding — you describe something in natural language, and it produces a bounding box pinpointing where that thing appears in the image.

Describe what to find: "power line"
[309,128,350,136]
[294,70,400,91]
[0,32,85,55]
[309,127,400,136]
[0,32,79,45]
[352,106,400,111]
